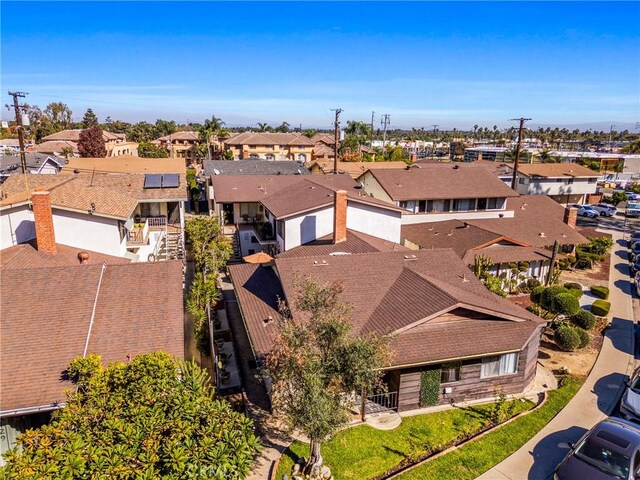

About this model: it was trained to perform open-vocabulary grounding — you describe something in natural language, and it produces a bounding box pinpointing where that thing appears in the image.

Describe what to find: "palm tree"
[257,122,270,132]
[276,121,290,133]
[200,115,226,159]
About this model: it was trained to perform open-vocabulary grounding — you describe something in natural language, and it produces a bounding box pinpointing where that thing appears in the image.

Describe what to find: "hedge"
[591,300,611,316]
[575,327,590,349]
[540,286,570,311]
[530,286,545,304]
[590,285,610,300]
[572,309,597,330]
[420,368,442,407]
[554,293,581,317]
[567,288,584,300]
[555,324,582,351]
[564,282,583,291]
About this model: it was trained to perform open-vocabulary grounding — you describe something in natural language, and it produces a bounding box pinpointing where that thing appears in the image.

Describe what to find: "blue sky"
[2,1,639,130]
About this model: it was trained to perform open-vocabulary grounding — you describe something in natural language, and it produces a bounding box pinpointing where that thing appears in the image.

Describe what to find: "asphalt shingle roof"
[203,160,309,176]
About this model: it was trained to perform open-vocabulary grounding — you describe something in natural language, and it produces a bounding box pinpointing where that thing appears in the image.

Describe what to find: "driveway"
[477,230,636,480]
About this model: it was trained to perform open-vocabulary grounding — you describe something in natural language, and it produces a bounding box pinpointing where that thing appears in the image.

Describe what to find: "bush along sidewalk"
[591,299,612,316]
[590,285,610,300]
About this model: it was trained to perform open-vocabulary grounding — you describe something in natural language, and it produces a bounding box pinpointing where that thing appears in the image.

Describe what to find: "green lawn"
[274,397,534,480]
[396,376,584,480]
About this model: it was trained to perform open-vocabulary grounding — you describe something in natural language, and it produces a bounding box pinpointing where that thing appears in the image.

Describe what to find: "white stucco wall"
[346,202,401,243]
[51,209,127,257]
[283,207,334,251]
[0,206,35,249]
[358,172,394,204]
[516,176,597,197]
[401,209,516,225]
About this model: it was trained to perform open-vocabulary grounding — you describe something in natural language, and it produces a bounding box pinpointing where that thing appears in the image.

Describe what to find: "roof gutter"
[0,403,66,418]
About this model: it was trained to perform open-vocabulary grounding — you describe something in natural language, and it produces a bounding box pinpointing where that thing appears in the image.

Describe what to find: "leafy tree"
[138,141,169,158]
[154,119,177,137]
[0,352,260,479]
[102,119,132,135]
[303,129,317,138]
[257,122,272,132]
[275,121,290,133]
[198,115,226,159]
[128,121,157,142]
[222,149,235,161]
[265,276,390,473]
[78,126,107,157]
[185,216,232,276]
[623,139,640,154]
[81,108,99,128]
[44,102,73,129]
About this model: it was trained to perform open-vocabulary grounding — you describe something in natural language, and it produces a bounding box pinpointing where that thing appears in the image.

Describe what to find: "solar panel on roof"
[161,173,180,188]
[144,174,162,189]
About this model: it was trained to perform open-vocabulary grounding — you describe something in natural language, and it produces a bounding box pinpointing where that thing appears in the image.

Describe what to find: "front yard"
[275,398,534,480]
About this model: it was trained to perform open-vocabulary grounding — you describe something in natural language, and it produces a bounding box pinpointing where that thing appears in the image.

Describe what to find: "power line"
[510,117,531,190]
[331,108,342,174]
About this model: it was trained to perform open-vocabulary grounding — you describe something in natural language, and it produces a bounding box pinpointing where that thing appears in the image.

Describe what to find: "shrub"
[572,309,597,330]
[558,256,576,270]
[590,285,610,300]
[554,293,581,317]
[575,327,590,349]
[420,368,441,407]
[519,278,541,294]
[554,324,582,351]
[591,300,611,316]
[540,286,570,311]
[567,288,584,300]
[530,286,545,304]
[564,282,583,291]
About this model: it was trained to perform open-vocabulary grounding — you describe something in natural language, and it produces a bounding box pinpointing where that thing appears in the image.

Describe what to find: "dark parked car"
[555,418,640,480]
[630,258,640,275]
[621,367,640,422]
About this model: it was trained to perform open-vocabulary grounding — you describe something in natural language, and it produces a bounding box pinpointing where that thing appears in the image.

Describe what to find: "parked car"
[578,205,600,218]
[629,242,640,261]
[630,258,640,275]
[592,203,618,216]
[554,417,640,480]
[626,203,640,218]
[621,367,640,422]
[636,272,640,297]
[626,192,640,201]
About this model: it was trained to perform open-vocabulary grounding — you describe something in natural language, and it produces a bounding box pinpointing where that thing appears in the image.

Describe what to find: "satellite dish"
[213,168,221,175]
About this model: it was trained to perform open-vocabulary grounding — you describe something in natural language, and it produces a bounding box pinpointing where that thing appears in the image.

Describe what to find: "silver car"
[621,367,640,422]
[555,417,640,480]
[592,203,618,216]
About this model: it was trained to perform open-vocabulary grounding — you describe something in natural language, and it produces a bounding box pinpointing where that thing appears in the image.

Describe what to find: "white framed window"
[480,353,518,378]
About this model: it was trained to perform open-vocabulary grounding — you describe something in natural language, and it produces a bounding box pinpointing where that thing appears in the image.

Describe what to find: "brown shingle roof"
[42,129,120,142]
[276,229,408,258]
[62,155,186,175]
[32,140,78,154]
[361,163,519,201]
[466,195,589,247]
[224,132,315,147]
[0,261,184,415]
[402,220,506,256]
[0,242,131,269]
[210,175,305,203]
[232,250,542,365]
[518,163,600,178]
[311,160,409,178]
[461,245,553,265]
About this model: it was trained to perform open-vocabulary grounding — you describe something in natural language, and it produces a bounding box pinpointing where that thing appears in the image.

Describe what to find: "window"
[477,198,487,210]
[480,353,518,378]
[443,199,451,212]
[441,362,461,383]
[250,235,258,243]
[518,177,526,184]
[588,178,597,184]
[276,220,284,239]
[418,200,427,213]
[427,200,434,212]
[249,145,257,149]
[568,178,574,184]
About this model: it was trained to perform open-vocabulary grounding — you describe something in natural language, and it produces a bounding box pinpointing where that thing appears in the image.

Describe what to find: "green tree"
[275,121,290,133]
[198,115,226,159]
[303,129,317,138]
[138,141,169,158]
[78,126,107,157]
[265,276,390,473]
[185,216,232,276]
[44,102,73,130]
[128,121,157,142]
[0,352,260,479]
[81,108,99,129]
[257,122,272,132]
[154,119,177,137]
[623,140,640,154]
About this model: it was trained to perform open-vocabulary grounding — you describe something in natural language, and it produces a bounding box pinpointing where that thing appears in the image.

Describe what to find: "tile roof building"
[152,131,199,161]
[223,132,315,162]
[229,249,543,412]
[309,160,409,178]
[39,129,138,157]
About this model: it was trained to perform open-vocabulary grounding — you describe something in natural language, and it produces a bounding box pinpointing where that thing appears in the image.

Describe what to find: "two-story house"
[39,129,138,157]
[511,163,600,205]
[357,163,520,224]
[153,131,199,160]
[223,132,315,163]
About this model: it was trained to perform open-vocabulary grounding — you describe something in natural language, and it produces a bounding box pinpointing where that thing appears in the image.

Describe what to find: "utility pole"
[430,124,439,159]
[331,108,342,174]
[6,91,29,175]
[509,117,531,191]
[381,114,390,149]
[609,124,616,151]
[370,111,375,147]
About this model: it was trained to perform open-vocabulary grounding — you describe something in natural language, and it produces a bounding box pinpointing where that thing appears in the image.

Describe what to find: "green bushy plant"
[591,300,611,316]
[540,286,570,312]
[564,282,582,290]
[575,327,590,349]
[530,286,545,304]
[590,285,610,300]
[554,293,581,317]
[554,323,582,351]
[572,309,597,330]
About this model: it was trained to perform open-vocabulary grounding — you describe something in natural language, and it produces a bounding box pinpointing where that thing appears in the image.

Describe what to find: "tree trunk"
[305,438,323,472]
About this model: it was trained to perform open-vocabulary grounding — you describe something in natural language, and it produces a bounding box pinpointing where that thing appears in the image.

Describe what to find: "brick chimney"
[563,206,578,229]
[31,190,57,254]
[333,190,347,244]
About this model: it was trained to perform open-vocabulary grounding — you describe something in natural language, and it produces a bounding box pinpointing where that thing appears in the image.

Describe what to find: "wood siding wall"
[396,328,542,412]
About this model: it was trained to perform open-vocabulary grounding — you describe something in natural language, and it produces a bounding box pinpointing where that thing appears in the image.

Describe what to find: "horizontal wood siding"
[395,330,541,412]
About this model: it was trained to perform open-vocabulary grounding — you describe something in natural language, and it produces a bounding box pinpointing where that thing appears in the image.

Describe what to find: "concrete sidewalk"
[477,231,636,480]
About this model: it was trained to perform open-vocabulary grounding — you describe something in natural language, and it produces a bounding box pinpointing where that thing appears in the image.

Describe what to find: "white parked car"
[577,205,599,218]
[626,203,640,218]
[591,203,617,216]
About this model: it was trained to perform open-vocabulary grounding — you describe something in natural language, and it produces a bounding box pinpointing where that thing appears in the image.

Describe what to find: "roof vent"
[462,273,470,282]
[312,259,328,266]
[263,315,274,325]
[329,252,352,256]
[539,232,546,237]
[498,213,504,218]
[453,165,460,170]
[403,254,418,260]
[463,222,470,228]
